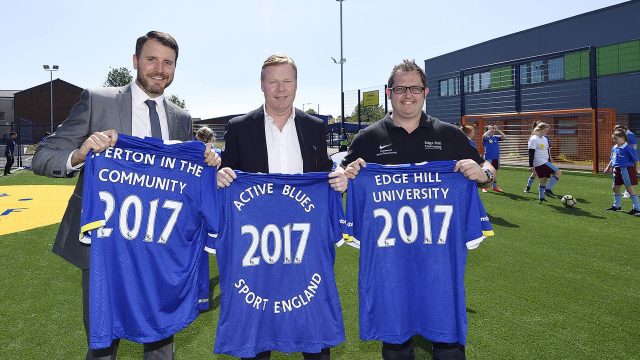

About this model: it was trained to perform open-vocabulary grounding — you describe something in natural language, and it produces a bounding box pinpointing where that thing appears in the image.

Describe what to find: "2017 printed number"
[241,223,310,266]
[98,191,183,244]
[374,205,453,247]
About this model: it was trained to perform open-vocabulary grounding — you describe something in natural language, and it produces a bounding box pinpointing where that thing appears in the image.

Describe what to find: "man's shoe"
[523,187,530,193]
[628,209,640,216]
[605,206,622,211]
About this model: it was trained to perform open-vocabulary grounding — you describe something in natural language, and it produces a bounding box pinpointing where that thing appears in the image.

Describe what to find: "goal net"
[462,108,616,173]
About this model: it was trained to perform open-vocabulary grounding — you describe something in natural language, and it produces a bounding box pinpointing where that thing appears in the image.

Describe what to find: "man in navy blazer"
[216,54,346,360]
[218,54,347,193]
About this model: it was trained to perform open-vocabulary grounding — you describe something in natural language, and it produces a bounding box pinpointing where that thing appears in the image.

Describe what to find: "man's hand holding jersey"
[345,157,494,185]
[70,129,221,168]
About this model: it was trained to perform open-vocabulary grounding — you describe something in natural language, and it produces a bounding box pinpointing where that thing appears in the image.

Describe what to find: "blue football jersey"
[482,135,502,160]
[346,161,493,345]
[610,143,639,167]
[80,134,219,349]
[209,171,346,357]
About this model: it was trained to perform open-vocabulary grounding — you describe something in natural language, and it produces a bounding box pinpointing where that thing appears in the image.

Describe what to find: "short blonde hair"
[261,54,297,80]
[195,126,214,143]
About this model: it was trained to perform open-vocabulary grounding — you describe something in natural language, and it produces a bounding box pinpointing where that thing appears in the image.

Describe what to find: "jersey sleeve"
[79,153,106,244]
[464,182,494,250]
[527,136,536,150]
[201,167,219,254]
[343,178,360,249]
[329,188,349,247]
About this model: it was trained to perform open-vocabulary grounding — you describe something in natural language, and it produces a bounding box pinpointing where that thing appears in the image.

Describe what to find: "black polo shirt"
[342,112,484,166]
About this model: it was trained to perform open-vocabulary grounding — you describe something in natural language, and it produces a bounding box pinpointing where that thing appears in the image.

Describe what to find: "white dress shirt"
[66,82,170,171]
[264,105,303,174]
[131,81,170,140]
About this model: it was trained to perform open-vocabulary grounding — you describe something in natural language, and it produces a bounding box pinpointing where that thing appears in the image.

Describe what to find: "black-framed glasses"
[391,86,425,94]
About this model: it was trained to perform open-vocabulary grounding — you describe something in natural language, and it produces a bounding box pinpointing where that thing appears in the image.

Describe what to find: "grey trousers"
[82,269,175,360]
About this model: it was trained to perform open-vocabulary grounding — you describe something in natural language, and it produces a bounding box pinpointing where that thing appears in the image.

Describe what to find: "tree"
[103,67,133,87]
[347,101,386,123]
[167,94,186,110]
[305,108,317,115]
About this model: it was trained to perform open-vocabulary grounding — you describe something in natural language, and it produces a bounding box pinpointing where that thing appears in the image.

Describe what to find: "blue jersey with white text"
[482,135,502,160]
[610,143,639,167]
[346,161,493,345]
[210,172,346,357]
[80,134,218,349]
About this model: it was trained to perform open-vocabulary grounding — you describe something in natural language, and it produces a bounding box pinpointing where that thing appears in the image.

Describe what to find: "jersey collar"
[384,112,432,130]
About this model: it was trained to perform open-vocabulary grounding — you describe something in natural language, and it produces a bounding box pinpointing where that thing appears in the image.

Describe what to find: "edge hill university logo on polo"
[424,141,443,151]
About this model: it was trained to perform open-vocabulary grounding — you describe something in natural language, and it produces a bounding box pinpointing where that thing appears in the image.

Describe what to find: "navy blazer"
[221,107,333,173]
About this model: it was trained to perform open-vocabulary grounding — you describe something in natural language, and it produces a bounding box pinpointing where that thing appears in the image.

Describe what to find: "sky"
[3,0,629,119]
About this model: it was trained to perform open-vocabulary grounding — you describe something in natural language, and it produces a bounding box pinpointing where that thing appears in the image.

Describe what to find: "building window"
[463,71,491,93]
[480,72,491,90]
[439,80,448,97]
[530,60,544,83]
[548,57,564,81]
[0,112,4,121]
[520,57,564,85]
[438,77,460,97]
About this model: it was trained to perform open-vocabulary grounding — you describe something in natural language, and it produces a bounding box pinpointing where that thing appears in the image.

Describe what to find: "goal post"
[461,108,616,173]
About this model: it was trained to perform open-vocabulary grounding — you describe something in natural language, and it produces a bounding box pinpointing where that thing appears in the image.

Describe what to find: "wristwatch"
[476,169,494,187]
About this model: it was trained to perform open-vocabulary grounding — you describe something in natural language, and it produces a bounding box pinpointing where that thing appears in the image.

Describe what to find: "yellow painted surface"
[0,185,74,235]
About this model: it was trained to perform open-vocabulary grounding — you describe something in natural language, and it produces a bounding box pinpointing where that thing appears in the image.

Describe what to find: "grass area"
[0,168,638,359]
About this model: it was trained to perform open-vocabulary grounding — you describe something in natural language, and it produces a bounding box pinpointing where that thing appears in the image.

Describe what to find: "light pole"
[302,102,313,112]
[43,65,59,133]
[332,0,346,134]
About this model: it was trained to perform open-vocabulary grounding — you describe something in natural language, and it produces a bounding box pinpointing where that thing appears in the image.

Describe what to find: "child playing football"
[482,124,505,193]
[604,129,640,215]
[528,122,562,203]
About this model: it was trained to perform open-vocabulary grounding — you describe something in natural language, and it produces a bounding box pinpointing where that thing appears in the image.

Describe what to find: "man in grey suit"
[33,31,220,359]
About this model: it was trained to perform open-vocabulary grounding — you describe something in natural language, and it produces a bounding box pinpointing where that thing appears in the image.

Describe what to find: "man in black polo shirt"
[343,59,494,360]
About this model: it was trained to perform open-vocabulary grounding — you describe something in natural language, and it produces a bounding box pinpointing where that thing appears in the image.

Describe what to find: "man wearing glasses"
[342,59,494,360]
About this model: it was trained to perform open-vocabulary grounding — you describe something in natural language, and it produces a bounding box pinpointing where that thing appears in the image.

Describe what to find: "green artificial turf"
[0,168,637,359]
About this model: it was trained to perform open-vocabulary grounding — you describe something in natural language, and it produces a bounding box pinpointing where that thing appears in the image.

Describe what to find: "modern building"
[423,0,640,172]
[424,0,640,124]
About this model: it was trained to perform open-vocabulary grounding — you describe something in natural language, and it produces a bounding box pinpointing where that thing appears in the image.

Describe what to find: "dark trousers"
[241,347,330,360]
[4,155,14,175]
[82,269,175,360]
[382,339,465,360]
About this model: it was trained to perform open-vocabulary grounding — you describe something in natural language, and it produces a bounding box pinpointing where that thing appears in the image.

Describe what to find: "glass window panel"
[472,73,480,92]
[439,80,448,97]
[548,57,564,81]
[531,60,544,83]
[480,72,491,90]
[520,64,529,84]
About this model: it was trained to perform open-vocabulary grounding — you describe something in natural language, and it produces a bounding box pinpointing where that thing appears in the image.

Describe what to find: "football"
[561,195,577,207]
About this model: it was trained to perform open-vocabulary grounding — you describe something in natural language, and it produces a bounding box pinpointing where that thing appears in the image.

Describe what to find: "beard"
[136,72,172,96]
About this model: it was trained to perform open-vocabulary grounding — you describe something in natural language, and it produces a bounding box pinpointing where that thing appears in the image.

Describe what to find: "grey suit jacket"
[32,84,192,269]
